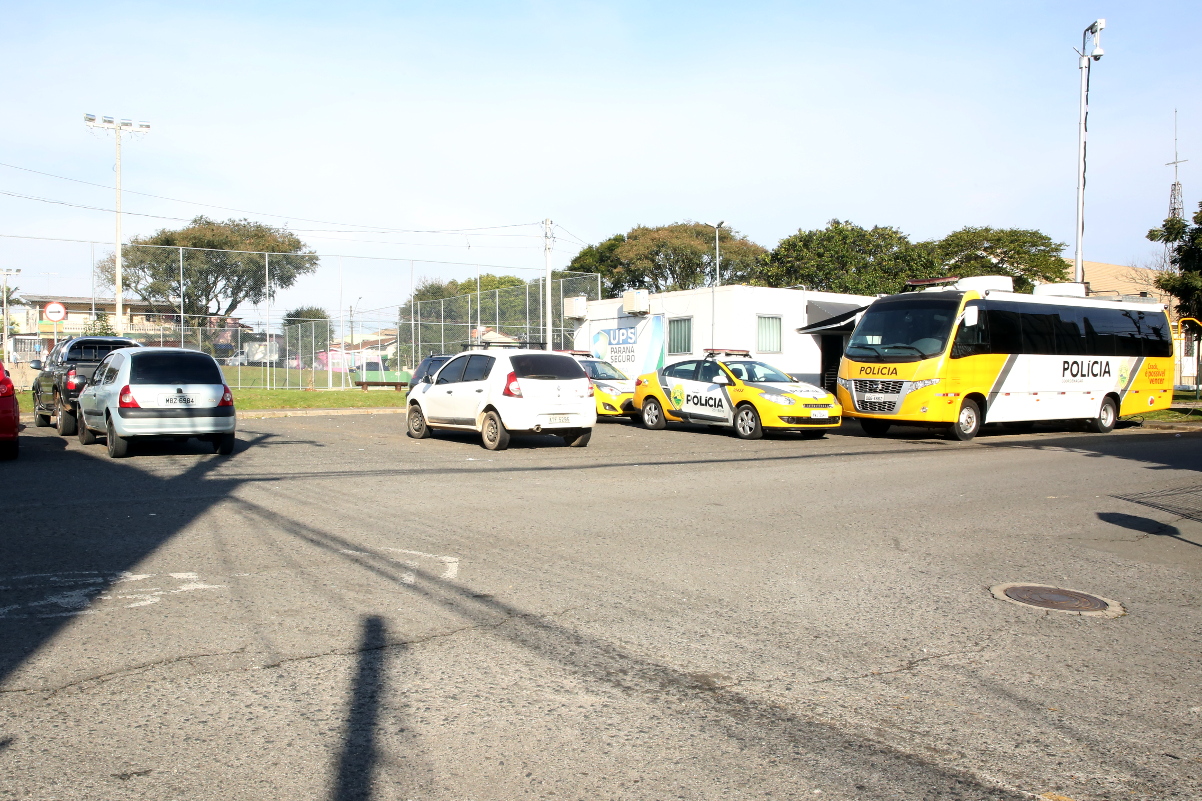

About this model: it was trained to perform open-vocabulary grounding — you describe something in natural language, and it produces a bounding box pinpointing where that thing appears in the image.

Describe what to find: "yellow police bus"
[836,277,1174,440]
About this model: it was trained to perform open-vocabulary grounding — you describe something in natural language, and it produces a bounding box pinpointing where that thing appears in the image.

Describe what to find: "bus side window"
[951,302,989,358]
[986,306,1022,354]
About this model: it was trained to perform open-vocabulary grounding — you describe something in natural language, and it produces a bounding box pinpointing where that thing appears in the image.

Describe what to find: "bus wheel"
[860,418,891,437]
[949,399,981,441]
[1087,397,1118,434]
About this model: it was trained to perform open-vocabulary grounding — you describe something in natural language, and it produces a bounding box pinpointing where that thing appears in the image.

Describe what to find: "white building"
[569,285,875,389]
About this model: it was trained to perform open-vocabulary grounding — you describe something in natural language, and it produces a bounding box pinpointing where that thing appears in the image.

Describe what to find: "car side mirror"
[713,374,730,385]
[29,360,43,371]
[422,374,433,384]
[962,306,979,328]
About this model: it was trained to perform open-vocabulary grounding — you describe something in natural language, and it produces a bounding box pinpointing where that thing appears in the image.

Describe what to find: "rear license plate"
[809,410,829,419]
[548,415,571,424]
[864,393,887,402]
[162,395,196,405]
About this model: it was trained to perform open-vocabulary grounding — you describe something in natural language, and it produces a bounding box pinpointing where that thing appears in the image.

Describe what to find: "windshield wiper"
[849,344,883,357]
[884,344,933,358]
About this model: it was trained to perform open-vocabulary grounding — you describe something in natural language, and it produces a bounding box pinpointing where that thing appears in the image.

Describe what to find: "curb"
[1138,421,1202,432]
[19,407,408,423]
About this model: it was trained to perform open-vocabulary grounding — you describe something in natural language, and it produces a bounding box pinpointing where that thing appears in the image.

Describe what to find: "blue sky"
[1,1,1198,321]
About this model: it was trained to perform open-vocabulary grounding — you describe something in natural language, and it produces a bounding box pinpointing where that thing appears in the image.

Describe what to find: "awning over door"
[797,301,868,334]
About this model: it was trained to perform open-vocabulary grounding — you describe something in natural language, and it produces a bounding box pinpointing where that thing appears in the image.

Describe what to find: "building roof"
[18,294,160,310]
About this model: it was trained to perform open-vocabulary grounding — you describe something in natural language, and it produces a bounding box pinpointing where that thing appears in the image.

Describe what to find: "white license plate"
[864,393,887,402]
[162,395,196,405]
[548,415,571,424]
[810,410,829,419]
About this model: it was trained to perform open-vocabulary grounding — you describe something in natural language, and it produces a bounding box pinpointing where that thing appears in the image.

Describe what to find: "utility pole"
[1072,21,1104,284]
[544,219,553,350]
[1,269,19,364]
[264,253,270,390]
[85,114,150,335]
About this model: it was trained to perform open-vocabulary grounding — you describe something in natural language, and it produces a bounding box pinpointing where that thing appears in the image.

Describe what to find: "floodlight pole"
[1,268,19,364]
[1073,20,1104,284]
[544,219,553,350]
[85,114,150,335]
[705,222,724,351]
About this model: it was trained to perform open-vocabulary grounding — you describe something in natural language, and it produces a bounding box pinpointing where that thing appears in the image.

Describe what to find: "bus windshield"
[847,297,960,363]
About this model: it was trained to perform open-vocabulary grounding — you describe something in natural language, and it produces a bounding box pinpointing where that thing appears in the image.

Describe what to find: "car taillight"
[635,377,645,387]
[587,383,594,397]
[66,369,83,390]
[0,382,12,397]
[502,372,523,398]
[118,385,140,408]
[217,385,234,406]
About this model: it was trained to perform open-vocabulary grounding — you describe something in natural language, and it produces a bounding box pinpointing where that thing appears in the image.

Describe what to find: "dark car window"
[697,361,726,383]
[103,352,126,384]
[129,352,223,385]
[462,354,495,382]
[410,355,450,388]
[67,341,133,362]
[436,356,469,384]
[509,354,587,380]
[662,361,699,380]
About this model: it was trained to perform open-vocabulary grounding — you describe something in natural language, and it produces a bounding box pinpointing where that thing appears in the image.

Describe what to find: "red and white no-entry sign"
[44,302,67,322]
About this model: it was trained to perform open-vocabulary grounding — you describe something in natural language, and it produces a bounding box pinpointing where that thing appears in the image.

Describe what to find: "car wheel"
[481,410,510,451]
[105,416,130,458]
[1087,396,1118,434]
[641,398,666,430]
[213,432,236,455]
[407,404,433,439]
[0,439,17,460]
[949,398,982,441]
[55,398,77,436]
[77,420,97,446]
[34,411,51,427]
[734,404,763,440]
[563,428,592,447]
[859,418,891,437]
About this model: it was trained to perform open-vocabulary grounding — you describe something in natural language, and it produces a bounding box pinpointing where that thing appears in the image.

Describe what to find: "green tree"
[83,311,116,336]
[754,220,941,295]
[1148,202,1202,329]
[569,223,767,294]
[281,305,330,329]
[930,226,1068,293]
[95,216,319,318]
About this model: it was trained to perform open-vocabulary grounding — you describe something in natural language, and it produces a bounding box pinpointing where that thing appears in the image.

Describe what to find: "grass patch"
[229,388,408,410]
[1125,407,1202,423]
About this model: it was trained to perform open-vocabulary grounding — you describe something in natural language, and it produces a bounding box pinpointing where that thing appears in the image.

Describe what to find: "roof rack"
[457,340,547,352]
[703,348,751,359]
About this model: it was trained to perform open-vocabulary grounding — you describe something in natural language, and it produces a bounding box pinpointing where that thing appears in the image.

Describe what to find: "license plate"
[548,415,571,424]
[162,395,196,405]
[810,410,829,419]
[864,393,887,402]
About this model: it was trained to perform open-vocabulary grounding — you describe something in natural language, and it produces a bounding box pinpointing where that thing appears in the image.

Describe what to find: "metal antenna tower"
[1167,109,1187,221]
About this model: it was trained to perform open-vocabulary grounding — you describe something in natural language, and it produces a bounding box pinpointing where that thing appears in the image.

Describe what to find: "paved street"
[2,415,1200,801]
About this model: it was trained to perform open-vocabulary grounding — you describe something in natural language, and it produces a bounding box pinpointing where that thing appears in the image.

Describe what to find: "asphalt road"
[1,414,1200,801]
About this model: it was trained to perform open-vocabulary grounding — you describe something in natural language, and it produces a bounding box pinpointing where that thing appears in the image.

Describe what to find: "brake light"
[118,385,140,408]
[587,383,594,397]
[502,371,523,398]
[635,377,645,387]
[0,382,12,397]
[66,368,84,390]
[217,385,234,407]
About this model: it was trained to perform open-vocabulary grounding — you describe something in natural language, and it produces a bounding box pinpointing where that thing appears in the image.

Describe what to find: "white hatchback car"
[76,347,237,458]
[406,349,596,450]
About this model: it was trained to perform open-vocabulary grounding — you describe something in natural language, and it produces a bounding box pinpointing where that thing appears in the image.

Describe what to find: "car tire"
[948,398,982,441]
[1087,396,1118,434]
[481,410,510,451]
[641,399,666,430]
[34,411,51,427]
[213,432,236,455]
[77,420,97,446]
[56,400,77,437]
[106,417,130,458]
[734,404,763,440]
[0,439,17,460]
[407,404,433,439]
[563,428,592,447]
[859,418,891,437]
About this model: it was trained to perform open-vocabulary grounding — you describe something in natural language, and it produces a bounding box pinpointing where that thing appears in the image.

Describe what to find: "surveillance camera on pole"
[1073,20,1104,285]
[84,113,150,335]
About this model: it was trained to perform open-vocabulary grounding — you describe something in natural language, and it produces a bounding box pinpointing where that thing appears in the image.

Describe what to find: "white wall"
[573,286,874,384]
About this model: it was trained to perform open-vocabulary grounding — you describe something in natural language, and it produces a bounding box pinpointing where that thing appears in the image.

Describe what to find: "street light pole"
[1,269,20,364]
[705,222,724,350]
[1073,20,1105,285]
[544,219,554,350]
[85,114,150,335]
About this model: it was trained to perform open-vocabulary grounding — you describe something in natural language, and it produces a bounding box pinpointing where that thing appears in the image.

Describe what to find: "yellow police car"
[570,353,637,418]
[633,351,841,439]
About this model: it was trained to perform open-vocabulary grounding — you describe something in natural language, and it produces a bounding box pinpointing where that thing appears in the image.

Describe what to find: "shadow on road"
[1097,511,1201,548]
[332,616,389,801]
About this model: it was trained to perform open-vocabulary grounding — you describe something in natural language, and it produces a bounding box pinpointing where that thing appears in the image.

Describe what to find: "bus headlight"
[910,378,941,390]
[760,393,795,406]
[836,377,852,390]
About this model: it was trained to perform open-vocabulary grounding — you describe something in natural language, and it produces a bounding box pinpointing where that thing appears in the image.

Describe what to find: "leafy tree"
[930,226,1068,293]
[569,223,767,294]
[281,305,330,329]
[280,305,331,357]
[2,284,19,338]
[83,311,116,336]
[1148,201,1202,331]
[94,216,319,318]
[754,220,942,295]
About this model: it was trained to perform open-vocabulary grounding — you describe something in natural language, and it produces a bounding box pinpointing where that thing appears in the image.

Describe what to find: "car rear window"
[67,342,131,362]
[509,354,586,380]
[130,352,223,385]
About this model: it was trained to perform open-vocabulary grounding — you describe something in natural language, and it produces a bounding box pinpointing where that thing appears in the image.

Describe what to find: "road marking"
[0,571,226,617]
[383,548,459,579]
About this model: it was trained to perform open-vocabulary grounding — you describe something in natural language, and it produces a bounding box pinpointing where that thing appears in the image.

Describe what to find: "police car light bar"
[703,348,751,359]
[558,350,593,356]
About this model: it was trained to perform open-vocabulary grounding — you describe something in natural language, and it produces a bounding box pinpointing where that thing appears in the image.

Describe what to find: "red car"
[1,363,17,459]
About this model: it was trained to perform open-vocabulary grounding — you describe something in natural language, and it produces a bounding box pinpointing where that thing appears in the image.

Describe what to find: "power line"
[0,189,193,222]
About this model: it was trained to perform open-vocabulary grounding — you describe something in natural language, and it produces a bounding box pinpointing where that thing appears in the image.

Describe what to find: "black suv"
[30,337,141,435]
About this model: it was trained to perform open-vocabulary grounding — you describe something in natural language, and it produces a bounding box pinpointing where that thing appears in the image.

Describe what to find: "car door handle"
[475,388,483,393]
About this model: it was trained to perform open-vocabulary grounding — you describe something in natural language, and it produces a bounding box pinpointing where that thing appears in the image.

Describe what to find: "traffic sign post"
[44,302,66,350]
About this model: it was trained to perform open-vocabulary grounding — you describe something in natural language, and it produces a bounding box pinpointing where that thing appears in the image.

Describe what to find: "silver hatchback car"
[76,347,237,458]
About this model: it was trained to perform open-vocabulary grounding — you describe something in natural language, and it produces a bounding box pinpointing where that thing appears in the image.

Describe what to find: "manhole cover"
[990,583,1125,618]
